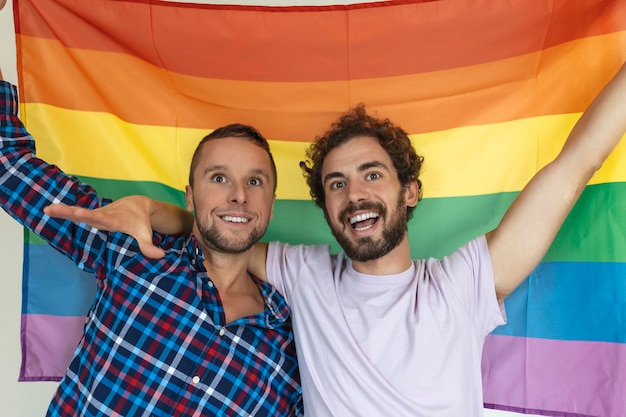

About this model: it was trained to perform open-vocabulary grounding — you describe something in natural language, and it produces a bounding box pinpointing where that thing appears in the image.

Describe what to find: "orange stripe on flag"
[18,32,626,140]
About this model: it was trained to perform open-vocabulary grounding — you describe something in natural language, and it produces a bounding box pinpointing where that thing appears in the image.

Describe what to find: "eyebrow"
[248,168,272,181]
[358,161,387,172]
[201,165,226,178]
[322,160,388,186]
[202,165,271,180]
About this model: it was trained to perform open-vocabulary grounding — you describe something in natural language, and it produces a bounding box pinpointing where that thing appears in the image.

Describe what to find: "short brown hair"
[189,124,277,192]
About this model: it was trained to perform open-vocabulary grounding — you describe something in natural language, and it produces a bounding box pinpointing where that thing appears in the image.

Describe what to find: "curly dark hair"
[300,104,424,219]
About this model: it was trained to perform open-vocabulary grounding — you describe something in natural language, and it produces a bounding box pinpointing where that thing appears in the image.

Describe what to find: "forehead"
[202,136,269,160]
[197,136,273,173]
[322,135,393,176]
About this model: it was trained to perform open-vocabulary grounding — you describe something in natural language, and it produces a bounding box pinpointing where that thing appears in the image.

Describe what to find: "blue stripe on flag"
[23,244,96,316]
[26,242,626,343]
[494,261,626,343]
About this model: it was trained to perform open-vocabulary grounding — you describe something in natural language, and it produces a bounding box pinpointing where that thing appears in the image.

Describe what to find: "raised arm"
[0,74,118,272]
[487,62,626,302]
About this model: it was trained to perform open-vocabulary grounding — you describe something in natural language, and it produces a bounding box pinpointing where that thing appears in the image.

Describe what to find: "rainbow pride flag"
[13,0,626,415]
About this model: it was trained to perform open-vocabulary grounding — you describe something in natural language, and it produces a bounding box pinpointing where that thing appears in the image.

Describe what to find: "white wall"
[0,0,532,415]
[0,2,61,415]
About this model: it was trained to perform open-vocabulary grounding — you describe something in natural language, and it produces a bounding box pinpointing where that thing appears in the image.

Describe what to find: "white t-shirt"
[267,235,506,417]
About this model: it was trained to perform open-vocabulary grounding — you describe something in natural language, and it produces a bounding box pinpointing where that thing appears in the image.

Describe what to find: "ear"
[404,179,420,208]
[185,185,195,213]
[269,193,276,220]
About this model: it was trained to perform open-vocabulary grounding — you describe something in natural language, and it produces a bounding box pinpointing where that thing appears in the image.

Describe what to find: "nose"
[347,180,368,203]
[229,182,247,204]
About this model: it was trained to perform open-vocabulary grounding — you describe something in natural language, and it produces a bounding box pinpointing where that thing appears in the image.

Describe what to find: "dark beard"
[327,191,408,262]
[196,215,266,254]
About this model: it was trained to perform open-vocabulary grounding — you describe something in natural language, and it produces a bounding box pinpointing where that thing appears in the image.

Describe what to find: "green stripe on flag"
[28,178,626,262]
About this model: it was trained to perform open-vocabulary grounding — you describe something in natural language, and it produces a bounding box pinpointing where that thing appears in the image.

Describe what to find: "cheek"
[324,196,342,219]
[251,193,275,216]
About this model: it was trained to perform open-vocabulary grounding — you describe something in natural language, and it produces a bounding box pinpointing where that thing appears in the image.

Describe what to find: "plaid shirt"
[0,81,302,417]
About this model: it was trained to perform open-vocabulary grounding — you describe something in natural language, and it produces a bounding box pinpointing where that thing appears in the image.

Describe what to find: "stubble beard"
[196,214,266,254]
[327,190,408,262]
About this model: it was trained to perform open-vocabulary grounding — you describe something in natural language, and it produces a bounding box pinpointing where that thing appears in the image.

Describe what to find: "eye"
[329,180,346,190]
[211,174,227,183]
[365,172,381,181]
[248,177,262,186]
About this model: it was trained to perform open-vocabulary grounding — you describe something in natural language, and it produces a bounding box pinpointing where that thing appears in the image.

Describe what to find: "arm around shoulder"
[45,195,194,259]
[249,242,269,282]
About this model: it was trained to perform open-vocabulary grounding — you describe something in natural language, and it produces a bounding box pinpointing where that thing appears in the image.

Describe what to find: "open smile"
[348,211,380,232]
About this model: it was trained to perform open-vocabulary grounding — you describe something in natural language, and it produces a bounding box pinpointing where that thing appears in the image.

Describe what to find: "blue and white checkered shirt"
[0,81,302,417]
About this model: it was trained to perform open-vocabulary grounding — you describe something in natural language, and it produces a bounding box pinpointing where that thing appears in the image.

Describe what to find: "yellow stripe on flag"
[24,104,626,200]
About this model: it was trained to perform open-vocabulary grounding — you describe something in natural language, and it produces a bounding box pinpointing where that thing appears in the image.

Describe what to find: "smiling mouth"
[221,215,250,224]
[348,211,379,231]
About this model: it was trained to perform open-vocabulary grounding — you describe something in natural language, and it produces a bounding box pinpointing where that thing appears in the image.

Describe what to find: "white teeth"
[349,212,379,225]
[222,215,249,223]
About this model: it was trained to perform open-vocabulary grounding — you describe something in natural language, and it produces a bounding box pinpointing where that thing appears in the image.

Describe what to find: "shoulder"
[268,241,334,260]
[444,235,489,264]
[421,235,491,279]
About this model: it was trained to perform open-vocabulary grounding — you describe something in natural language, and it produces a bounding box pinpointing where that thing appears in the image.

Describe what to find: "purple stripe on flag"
[19,314,85,381]
[482,334,626,417]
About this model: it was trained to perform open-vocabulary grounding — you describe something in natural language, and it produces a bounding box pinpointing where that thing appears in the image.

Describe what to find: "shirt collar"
[186,235,291,328]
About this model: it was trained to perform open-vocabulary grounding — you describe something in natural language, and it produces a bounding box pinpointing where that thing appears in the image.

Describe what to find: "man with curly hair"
[47,62,626,416]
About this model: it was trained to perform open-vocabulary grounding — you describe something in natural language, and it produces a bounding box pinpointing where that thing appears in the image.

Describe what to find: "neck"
[350,236,413,275]
[197,240,265,323]
[195,237,254,292]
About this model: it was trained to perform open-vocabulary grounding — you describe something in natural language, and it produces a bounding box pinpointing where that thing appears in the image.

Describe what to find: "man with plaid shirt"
[0,70,302,416]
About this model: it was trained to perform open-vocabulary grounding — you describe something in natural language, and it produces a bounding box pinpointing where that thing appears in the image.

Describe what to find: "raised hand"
[44,196,168,259]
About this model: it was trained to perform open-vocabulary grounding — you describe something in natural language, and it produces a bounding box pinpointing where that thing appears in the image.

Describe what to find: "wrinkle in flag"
[13,0,626,415]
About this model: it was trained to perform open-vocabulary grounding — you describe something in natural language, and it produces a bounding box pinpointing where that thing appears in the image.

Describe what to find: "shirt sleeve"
[432,235,506,336]
[0,81,138,278]
[266,241,332,303]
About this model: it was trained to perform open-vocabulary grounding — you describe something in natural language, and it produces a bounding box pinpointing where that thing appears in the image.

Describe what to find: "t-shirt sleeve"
[266,241,332,304]
[434,235,506,335]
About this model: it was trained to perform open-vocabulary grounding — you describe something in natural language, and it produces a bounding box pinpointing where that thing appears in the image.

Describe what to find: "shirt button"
[207,281,214,288]
[192,376,200,384]
[219,328,225,336]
